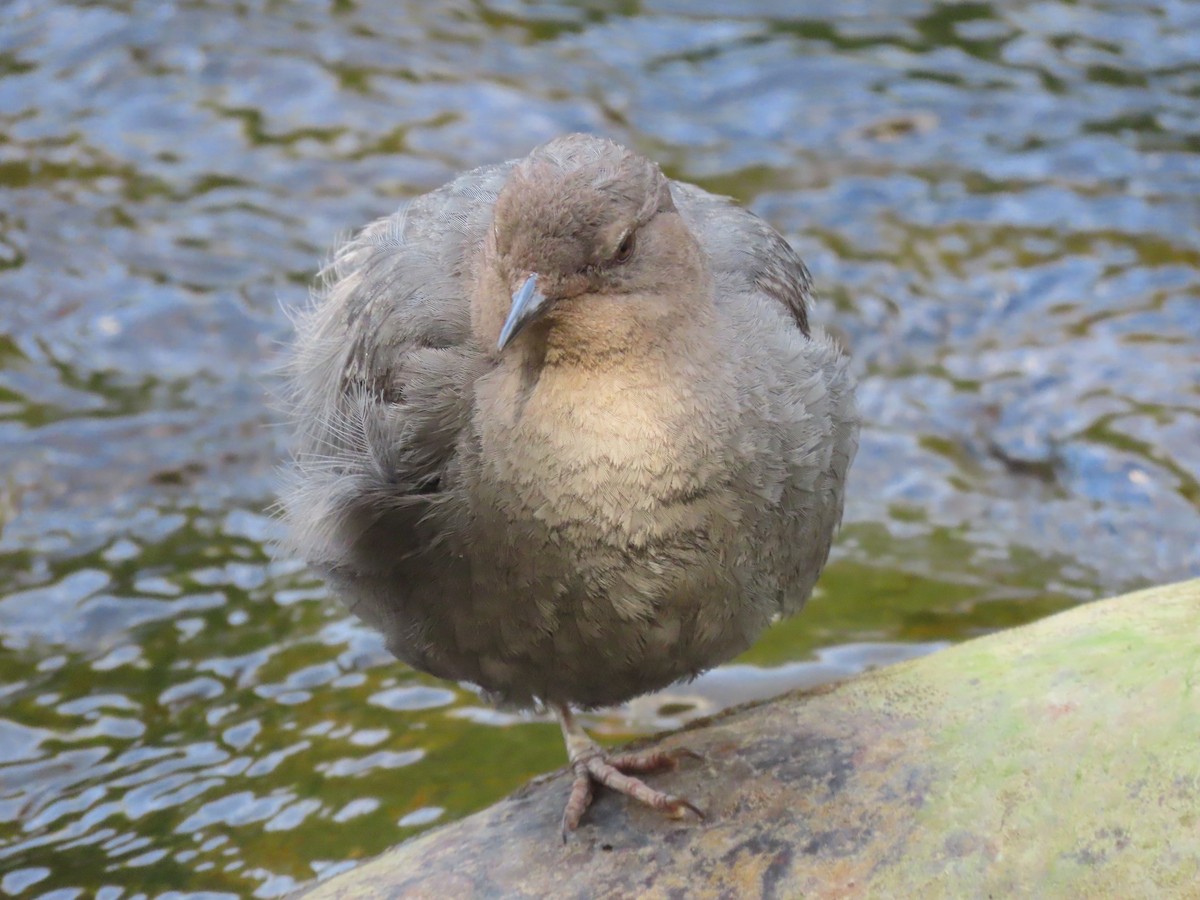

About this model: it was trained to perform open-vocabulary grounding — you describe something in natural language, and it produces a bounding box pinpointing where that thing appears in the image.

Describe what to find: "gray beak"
[497,273,548,351]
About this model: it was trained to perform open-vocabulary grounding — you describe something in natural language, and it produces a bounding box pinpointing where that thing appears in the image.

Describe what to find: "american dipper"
[281,134,859,834]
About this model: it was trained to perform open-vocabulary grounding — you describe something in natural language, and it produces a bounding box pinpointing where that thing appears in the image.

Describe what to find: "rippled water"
[1,0,1197,895]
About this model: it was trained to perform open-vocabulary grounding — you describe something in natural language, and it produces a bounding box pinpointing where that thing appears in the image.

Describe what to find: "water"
[1,0,1197,896]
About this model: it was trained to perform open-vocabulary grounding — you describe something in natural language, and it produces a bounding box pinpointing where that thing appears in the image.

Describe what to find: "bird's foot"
[555,706,704,838]
[561,745,705,837]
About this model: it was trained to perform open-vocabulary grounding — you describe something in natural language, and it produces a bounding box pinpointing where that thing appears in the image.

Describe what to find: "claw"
[554,705,704,836]
[561,760,596,837]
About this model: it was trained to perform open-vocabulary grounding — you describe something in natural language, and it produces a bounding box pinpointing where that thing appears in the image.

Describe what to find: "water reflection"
[0,0,1197,895]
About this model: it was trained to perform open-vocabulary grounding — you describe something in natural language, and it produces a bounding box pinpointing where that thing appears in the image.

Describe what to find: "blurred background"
[1,0,1197,896]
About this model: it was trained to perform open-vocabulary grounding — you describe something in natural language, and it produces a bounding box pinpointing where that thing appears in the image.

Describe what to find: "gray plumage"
[280,134,858,718]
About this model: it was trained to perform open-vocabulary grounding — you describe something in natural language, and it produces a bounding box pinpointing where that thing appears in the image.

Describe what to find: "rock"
[300,578,1200,898]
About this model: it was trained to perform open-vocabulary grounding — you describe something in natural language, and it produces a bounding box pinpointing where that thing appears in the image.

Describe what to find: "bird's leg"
[554,704,704,837]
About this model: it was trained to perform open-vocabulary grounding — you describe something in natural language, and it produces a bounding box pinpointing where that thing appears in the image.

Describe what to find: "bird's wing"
[671,180,857,620]
[279,161,512,572]
[670,181,812,336]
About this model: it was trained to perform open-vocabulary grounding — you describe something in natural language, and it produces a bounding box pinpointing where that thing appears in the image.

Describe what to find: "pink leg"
[555,705,705,838]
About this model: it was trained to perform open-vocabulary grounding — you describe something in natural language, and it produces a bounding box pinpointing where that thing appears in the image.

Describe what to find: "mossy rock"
[302,578,1200,898]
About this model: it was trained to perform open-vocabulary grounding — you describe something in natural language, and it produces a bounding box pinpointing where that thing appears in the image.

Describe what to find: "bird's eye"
[613,231,636,264]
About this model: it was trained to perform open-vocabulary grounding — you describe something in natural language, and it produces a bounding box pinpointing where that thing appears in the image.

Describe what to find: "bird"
[279,133,859,836]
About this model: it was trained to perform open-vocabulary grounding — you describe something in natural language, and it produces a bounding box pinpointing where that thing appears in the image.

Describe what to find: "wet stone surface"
[301,580,1200,898]
[1,0,1198,896]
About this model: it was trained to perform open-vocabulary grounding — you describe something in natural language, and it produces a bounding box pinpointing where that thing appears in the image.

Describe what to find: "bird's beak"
[497,273,548,351]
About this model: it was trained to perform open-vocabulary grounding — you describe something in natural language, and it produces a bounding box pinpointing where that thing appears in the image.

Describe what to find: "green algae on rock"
[300,578,1200,898]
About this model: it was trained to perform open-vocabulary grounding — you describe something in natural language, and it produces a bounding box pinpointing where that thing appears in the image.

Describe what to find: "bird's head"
[482,135,706,356]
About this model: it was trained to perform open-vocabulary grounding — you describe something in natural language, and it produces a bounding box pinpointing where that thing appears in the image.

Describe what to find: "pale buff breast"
[470,353,743,547]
